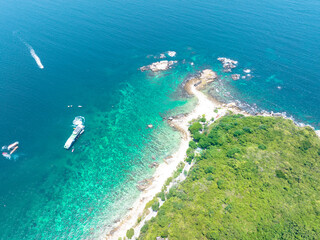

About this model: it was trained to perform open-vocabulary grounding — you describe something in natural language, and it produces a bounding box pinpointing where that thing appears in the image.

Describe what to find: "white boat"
[8,141,19,150]
[64,124,85,149]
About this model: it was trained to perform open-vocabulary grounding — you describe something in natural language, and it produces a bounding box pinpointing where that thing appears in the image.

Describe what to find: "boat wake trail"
[14,32,44,69]
[25,43,44,69]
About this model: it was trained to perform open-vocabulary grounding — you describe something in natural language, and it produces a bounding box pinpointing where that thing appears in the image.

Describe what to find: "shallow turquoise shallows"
[0,0,319,238]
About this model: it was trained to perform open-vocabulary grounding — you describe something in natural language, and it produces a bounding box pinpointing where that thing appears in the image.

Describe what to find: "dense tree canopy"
[139,115,320,239]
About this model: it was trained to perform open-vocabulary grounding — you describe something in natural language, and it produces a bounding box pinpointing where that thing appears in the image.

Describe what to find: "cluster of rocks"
[231,74,240,81]
[140,60,178,72]
[217,57,254,81]
[148,51,177,59]
[136,177,154,191]
[148,162,159,168]
[217,57,238,72]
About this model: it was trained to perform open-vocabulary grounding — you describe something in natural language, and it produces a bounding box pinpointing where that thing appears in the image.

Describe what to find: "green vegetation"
[152,200,160,212]
[139,115,320,239]
[200,115,206,123]
[188,121,203,135]
[126,228,134,239]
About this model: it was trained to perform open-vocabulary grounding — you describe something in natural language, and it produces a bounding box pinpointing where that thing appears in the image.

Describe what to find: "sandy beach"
[105,69,249,239]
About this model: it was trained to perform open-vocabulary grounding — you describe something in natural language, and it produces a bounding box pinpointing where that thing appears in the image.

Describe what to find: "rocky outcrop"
[136,178,154,191]
[200,69,217,82]
[217,57,238,72]
[140,60,178,72]
[167,51,176,57]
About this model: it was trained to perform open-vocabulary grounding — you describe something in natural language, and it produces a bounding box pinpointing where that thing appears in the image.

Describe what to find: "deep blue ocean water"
[0,0,319,238]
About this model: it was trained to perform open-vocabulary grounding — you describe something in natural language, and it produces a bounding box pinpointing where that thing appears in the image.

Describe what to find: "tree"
[126,228,134,239]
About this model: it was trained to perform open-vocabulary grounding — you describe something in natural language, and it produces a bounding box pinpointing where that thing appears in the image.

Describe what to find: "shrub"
[186,156,193,163]
[193,132,202,142]
[225,204,232,213]
[259,124,268,130]
[205,166,215,174]
[173,201,184,210]
[206,231,218,239]
[258,144,267,150]
[300,140,311,151]
[200,115,206,123]
[199,137,210,149]
[126,228,134,239]
[161,229,169,238]
[189,141,197,149]
[206,174,214,181]
[189,122,202,134]
[152,200,160,212]
[233,129,245,137]
[156,191,166,201]
[227,148,241,158]
[275,170,287,179]
[243,127,252,133]
[217,179,225,189]
[164,177,173,188]
[140,223,149,233]
[186,147,194,158]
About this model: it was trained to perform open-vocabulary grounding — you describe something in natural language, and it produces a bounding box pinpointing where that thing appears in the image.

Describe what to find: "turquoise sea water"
[0,0,320,238]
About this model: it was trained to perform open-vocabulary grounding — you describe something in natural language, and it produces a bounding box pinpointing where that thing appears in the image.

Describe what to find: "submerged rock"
[136,177,154,191]
[231,74,241,80]
[226,102,237,108]
[148,162,159,168]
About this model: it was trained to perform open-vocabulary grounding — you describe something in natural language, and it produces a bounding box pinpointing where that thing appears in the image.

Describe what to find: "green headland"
[139,115,320,239]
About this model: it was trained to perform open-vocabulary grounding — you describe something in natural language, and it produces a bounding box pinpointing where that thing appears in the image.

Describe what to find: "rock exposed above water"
[140,60,178,72]
[167,51,176,57]
[217,57,238,72]
[200,69,217,81]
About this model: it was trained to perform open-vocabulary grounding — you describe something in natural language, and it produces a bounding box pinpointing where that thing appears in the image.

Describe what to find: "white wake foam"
[13,32,45,69]
[26,44,44,69]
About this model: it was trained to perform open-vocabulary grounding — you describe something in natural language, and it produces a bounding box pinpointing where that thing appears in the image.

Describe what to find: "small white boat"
[8,141,19,151]
[10,146,19,155]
